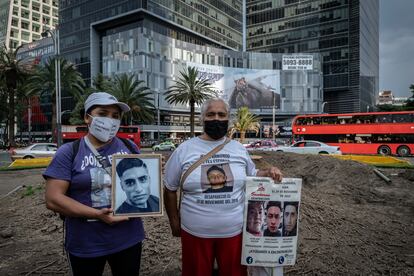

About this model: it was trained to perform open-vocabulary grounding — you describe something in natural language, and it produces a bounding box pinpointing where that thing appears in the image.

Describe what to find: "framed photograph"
[111,154,163,217]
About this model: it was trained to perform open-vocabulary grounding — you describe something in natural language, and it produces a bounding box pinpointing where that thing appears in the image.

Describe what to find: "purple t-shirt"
[43,137,145,257]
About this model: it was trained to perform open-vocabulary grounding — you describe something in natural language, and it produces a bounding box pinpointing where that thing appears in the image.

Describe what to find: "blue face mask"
[88,114,121,142]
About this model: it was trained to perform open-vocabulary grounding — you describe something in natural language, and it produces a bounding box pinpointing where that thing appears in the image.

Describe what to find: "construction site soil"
[0,152,413,275]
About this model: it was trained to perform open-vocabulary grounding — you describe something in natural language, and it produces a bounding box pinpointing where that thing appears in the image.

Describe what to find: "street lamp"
[272,91,276,141]
[41,28,61,147]
[156,90,160,143]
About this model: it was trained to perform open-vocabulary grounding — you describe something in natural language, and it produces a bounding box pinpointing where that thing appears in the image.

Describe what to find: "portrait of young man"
[203,165,233,193]
[263,201,282,237]
[115,157,160,215]
[283,201,298,237]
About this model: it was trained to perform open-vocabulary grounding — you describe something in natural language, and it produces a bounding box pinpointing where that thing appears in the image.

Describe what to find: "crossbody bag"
[177,138,231,210]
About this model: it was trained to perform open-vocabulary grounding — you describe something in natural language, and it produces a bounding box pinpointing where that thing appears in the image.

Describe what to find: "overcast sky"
[379,0,414,97]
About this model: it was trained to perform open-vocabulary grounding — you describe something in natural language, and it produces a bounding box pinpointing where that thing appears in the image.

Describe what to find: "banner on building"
[187,62,281,111]
[242,177,302,267]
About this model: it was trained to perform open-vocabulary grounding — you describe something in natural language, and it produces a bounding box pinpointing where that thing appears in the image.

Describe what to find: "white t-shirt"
[164,137,257,238]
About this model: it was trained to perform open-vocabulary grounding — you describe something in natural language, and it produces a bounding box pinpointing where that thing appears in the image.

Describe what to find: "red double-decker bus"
[292,111,414,156]
[61,125,141,148]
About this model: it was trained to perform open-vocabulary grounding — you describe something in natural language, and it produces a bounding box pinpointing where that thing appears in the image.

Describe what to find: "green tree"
[406,84,414,107]
[375,104,404,112]
[109,73,154,125]
[26,57,85,142]
[0,79,9,143]
[0,44,31,146]
[93,72,112,92]
[164,66,217,137]
[69,73,113,125]
[229,106,260,143]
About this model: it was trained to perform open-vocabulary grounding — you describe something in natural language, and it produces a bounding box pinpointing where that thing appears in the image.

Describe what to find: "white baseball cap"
[84,92,130,113]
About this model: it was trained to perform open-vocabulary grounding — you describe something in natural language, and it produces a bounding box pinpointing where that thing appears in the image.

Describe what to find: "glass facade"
[98,24,322,137]
[0,0,11,45]
[59,0,143,83]
[146,0,243,50]
[246,0,379,113]
[60,0,243,85]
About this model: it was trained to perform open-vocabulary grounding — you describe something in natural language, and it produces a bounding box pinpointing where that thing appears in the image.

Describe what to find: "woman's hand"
[96,208,129,225]
[257,167,283,182]
[169,218,181,237]
[164,187,181,237]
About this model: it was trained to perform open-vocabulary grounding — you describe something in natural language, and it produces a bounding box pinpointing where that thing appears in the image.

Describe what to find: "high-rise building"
[59,0,243,84]
[54,0,323,142]
[0,0,58,50]
[246,0,379,113]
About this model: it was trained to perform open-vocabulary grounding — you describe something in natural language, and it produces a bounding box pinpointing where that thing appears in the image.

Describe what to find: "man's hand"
[96,208,129,225]
[257,167,283,182]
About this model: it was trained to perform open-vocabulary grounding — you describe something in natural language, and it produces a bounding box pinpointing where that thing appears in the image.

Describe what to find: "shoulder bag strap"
[84,136,112,176]
[178,138,231,209]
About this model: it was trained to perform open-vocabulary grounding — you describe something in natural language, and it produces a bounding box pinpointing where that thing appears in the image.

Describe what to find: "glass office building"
[59,0,243,84]
[247,0,379,113]
[58,0,323,140]
[94,22,322,139]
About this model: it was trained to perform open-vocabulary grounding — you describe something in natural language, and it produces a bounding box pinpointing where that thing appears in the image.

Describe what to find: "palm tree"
[93,72,112,92]
[26,57,85,142]
[0,44,31,146]
[69,73,114,125]
[0,79,9,144]
[109,73,154,125]
[407,84,414,108]
[229,106,260,143]
[164,66,217,137]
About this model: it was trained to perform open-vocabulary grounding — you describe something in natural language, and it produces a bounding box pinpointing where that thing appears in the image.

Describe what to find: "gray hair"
[200,98,230,124]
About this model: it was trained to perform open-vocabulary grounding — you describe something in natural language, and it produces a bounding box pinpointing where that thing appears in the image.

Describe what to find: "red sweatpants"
[181,229,247,276]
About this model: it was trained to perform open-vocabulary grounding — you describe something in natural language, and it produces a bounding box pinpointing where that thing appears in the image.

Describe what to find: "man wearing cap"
[204,165,233,193]
[44,92,145,275]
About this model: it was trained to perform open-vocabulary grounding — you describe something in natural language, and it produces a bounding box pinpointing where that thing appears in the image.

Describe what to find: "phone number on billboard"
[282,59,313,65]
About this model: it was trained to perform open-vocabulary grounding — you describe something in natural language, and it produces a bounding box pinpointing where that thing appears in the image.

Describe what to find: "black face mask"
[204,120,229,140]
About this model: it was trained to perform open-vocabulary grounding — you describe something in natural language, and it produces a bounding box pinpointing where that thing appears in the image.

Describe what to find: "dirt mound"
[0,152,413,275]
[255,152,414,275]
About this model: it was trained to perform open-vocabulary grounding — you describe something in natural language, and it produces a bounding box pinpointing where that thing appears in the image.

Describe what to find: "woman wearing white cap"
[43,92,144,275]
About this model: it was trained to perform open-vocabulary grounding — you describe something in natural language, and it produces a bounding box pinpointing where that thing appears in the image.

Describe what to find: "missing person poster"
[242,177,302,267]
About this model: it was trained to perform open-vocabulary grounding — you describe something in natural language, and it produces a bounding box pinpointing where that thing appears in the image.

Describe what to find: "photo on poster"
[282,201,299,237]
[263,201,283,237]
[246,200,265,237]
[111,154,163,217]
[242,177,302,267]
[200,163,234,193]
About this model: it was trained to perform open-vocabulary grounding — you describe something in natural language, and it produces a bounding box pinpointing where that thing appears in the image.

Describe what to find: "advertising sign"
[187,62,281,111]
[282,55,313,70]
[242,177,302,267]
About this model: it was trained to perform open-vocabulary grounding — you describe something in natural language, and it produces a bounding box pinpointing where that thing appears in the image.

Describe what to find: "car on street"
[272,140,341,155]
[152,141,176,151]
[244,140,278,151]
[10,143,58,161]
